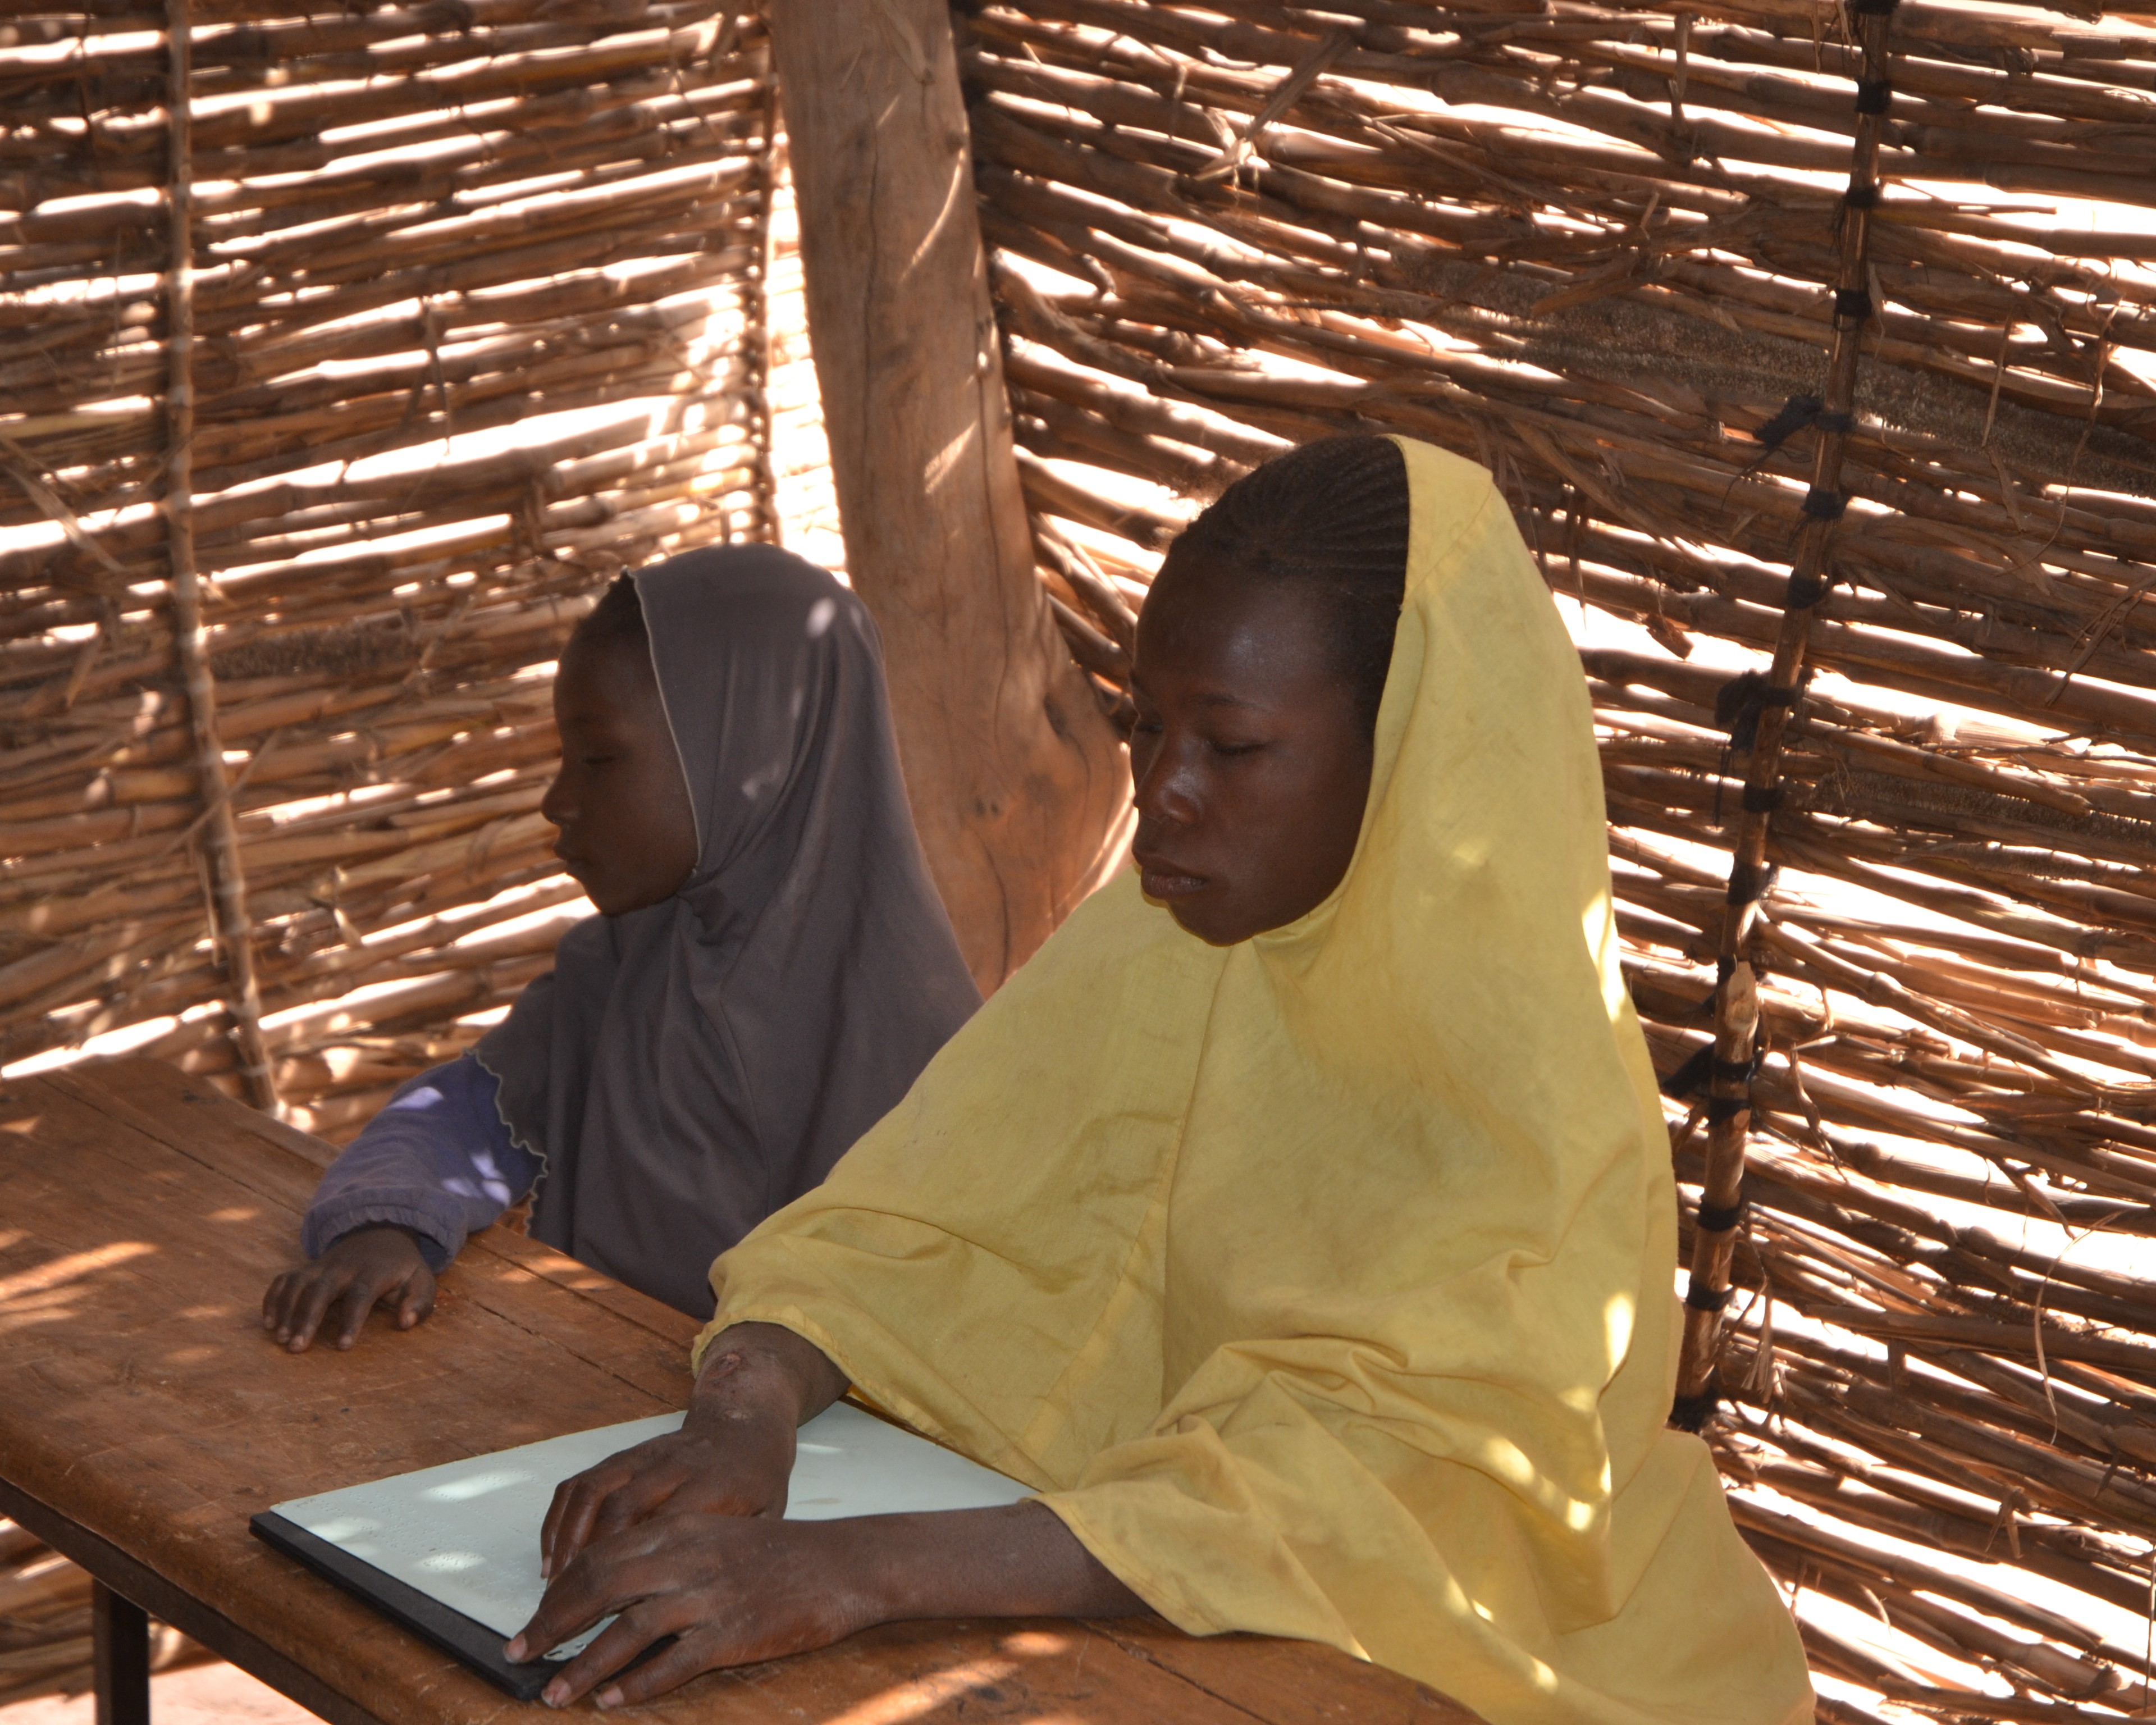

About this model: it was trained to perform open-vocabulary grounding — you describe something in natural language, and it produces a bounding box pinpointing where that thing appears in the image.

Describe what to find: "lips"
[1134,850,1209,900]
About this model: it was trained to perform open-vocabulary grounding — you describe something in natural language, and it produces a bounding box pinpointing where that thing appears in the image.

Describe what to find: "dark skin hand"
[537,1322,842,1575]
[1128,553,1377,945]
[263,624,700,1353]
[261,1224,435,1352]
[508,1324,1144,1708]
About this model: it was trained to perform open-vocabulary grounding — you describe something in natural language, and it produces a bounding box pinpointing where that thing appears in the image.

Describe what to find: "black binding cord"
[1697,1195,1748,1233]
[1670,1382,1722,1431]
[1753,393,1824,453]
[1659,1043,1715,1100]
[1662,1048,1760,1101]
[1787,569,1833,609]
[1716,672,1805,751]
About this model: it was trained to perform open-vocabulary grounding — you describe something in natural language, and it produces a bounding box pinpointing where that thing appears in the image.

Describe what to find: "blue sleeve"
[300,1053,544,1272]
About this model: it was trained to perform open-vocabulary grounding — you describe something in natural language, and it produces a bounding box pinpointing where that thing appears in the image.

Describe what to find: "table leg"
[93,1580,152,1725]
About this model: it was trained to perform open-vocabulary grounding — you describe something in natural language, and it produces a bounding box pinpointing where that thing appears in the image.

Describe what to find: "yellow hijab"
[698,439,1812,1725]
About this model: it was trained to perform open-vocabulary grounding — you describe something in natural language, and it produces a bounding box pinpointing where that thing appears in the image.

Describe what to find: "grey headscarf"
[474,545,980,1317]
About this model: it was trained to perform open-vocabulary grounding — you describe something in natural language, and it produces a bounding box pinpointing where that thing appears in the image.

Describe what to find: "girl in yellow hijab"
[509,436,1814,1725]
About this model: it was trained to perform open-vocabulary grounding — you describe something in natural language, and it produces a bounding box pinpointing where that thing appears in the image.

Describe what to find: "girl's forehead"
[558,633,664,717]
[1139,575,1338,682]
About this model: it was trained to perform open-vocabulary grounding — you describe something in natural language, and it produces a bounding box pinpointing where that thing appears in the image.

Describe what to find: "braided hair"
[570,573,648,656]
[1162,435,1409,730]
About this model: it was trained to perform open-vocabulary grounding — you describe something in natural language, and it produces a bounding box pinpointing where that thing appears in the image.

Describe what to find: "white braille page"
[268,1402,1031,1659]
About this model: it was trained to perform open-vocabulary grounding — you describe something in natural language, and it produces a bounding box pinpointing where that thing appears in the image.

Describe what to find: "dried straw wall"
[967,0,2156,1715]
[0,0,779,1140]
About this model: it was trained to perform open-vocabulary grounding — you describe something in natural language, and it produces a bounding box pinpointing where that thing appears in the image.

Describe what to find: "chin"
[581,881,630,917]
[1164,901,1252,947]
[591,880,683,918]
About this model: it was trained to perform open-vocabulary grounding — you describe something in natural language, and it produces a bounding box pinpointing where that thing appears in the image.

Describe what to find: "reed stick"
[161,0,277,1116]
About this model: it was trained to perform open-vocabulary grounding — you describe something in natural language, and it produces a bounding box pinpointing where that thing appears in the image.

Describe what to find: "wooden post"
[767,0,1127,991]
[167,0,279,1115]
[92,1582,151,1725]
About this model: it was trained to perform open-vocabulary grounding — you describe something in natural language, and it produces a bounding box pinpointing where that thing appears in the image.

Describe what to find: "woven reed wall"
[966,0,2156,1715]
[0,0,779,1142]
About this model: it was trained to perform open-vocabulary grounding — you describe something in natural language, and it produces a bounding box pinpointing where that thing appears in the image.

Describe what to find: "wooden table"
[0,1058,1478,1725]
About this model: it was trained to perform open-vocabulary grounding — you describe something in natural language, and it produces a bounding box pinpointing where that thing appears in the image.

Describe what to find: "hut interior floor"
[0,1662,312,1724]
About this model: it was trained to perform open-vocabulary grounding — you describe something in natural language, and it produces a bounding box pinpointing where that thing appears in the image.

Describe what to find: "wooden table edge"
[0,1471,381,1725]
[4,1060,1483,1725]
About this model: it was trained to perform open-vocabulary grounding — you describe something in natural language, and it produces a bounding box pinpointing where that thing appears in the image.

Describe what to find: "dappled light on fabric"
[473,547,979,1317]
[700,440,1810,1725]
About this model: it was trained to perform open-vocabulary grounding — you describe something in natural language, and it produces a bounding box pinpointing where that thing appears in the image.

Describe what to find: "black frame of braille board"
[250,1510,660,1703]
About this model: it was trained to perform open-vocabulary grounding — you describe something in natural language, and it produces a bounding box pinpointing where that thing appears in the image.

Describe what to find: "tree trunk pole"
[767,0,1127,992]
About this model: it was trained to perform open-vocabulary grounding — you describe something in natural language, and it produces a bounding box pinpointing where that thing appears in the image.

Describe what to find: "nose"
[1133,733,1200,828]
[540,767,573,830]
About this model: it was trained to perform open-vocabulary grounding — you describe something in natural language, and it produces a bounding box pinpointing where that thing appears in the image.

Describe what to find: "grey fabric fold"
[475,545,979,1317]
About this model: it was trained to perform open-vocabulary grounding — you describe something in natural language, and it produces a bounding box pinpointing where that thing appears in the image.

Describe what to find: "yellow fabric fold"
[697,438,1813,1725]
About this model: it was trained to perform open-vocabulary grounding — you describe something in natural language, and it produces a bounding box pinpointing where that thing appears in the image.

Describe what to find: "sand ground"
[0,1663,317,1724]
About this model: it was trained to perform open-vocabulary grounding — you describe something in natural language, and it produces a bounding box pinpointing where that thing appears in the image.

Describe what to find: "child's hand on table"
[261,1225,436,1352]
[509,1499,1140,1709]
[535,1411,798,1580]
[509,1322,1141,1707]
[509,1510,879,1707]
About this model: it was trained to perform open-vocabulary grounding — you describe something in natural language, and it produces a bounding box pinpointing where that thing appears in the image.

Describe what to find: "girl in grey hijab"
[265,546,980,1344]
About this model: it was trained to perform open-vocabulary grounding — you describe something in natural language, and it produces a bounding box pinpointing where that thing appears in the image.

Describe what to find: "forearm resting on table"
[513,1500,1144,1707]
[860,1502,1147,1623]
[692,1325,1142,1617]
[513,1323,1146,1705]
